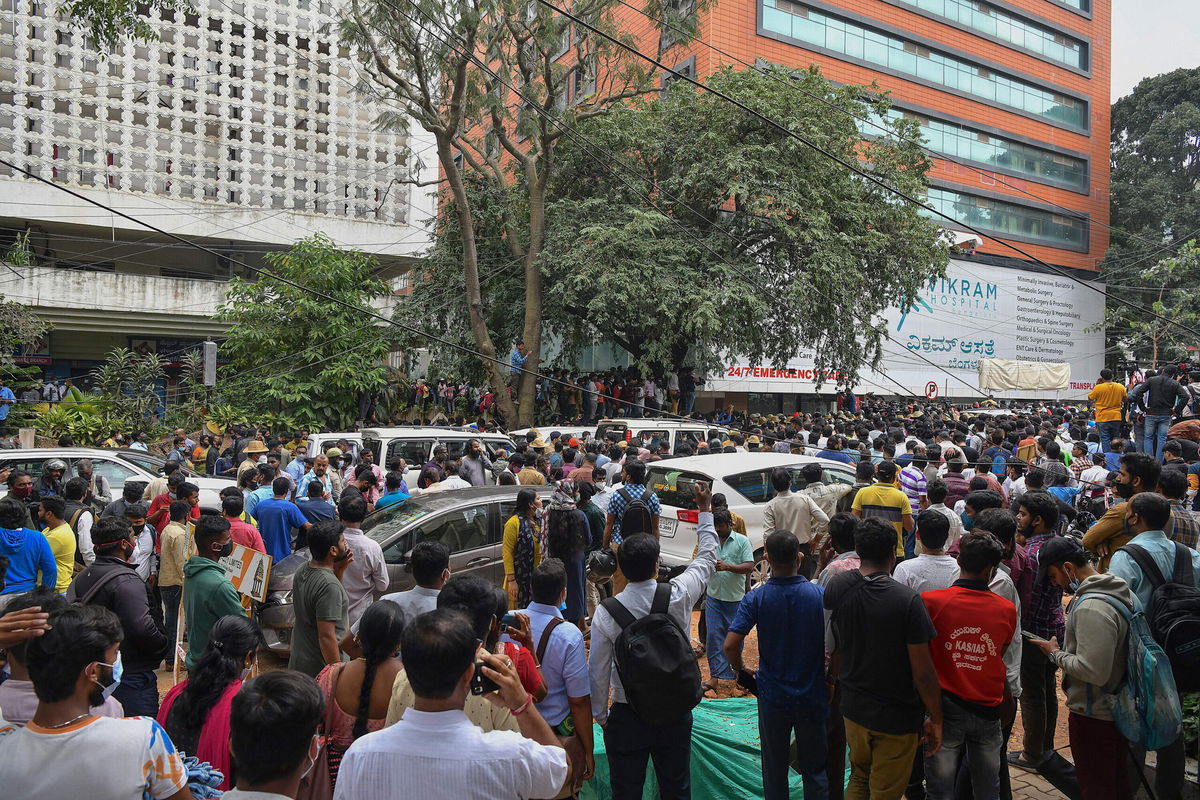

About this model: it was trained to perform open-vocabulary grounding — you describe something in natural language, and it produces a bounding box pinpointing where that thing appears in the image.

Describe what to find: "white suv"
[360,427,516,485]
[595,418,731,454]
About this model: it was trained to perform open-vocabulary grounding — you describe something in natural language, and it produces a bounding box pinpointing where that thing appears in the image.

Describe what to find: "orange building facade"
[613,0,1110,271]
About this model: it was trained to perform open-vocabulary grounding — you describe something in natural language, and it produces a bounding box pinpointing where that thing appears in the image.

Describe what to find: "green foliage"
[414,65,946,382]
[89,347,167,433]
[1184,692,1199,749]
[1100,240,1200,365]
[0,235,51,375]
[33,404,116,446]
[1104,67,1200,365]
[216,234,397,431]
[55,0,192,52]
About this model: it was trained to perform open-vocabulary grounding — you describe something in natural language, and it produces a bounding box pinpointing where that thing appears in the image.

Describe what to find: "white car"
[304,432,362,461]
[509,426,597,444]
[645,453,857,585]
[0,448,234,507]
[595,418,731,454]
[360,427,516,485]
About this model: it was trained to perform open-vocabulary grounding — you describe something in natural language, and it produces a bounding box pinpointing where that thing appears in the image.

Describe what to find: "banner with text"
[706,260,1105,399]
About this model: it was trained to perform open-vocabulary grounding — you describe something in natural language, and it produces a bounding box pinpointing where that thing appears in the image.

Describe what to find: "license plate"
[658,518,677,538]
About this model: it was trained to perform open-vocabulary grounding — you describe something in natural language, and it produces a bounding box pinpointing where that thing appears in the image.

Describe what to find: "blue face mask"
[94,652,123,701]
[960,513,974,531]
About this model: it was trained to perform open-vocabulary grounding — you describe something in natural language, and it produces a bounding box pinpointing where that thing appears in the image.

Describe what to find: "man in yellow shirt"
[1088,369,1127,454]
[37,496,76,593]
[851,461,913,558]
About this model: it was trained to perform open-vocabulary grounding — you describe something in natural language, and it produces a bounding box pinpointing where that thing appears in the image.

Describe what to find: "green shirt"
[707,532,754,602]
[288,562,349,677]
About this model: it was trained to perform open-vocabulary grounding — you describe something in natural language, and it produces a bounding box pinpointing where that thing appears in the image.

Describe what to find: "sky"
[1111,0,1200,100]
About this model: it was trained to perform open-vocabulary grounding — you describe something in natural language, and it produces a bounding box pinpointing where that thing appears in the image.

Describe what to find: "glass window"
[647,468,710,509]
[759,0,1087,128]
[0,457,47,478]
[87,459,138,496]
[863,108,1088,191]
[923,187,1087,248]
[899,0,1087,69]
[386,439,433,467]
[383,505,492,563]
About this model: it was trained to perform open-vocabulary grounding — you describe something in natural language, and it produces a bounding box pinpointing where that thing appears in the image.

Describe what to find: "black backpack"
[601,582,703,725]
[1116,542,1200,692]
[618,487,655,537]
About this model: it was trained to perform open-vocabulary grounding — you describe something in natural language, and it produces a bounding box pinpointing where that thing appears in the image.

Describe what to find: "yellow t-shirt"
[851,483,911,557]
[1089,381,1127,423]
[42,523,77,594]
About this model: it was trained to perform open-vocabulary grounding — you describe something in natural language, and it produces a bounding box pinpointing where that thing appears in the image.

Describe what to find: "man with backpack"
[1107,492,1199,800]
[1031,537,1135,800]
[589,480,714,800]
[602,459,661,594]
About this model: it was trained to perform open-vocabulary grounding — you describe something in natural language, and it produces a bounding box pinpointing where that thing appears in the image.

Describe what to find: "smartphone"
[1020,630,1047,642]
[500,612,520,633]
[470,661,500,696]
[737,668,758,695]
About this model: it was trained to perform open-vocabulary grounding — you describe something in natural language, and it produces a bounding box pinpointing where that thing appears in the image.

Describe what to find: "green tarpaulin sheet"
[581,698,844,800]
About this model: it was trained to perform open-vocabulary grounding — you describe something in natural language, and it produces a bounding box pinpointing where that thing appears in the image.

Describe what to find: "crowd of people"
[0,363,1198,799]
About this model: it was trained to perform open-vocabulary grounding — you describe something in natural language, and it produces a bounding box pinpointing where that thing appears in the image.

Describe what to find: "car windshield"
[596,422,627,442]
[647,467,711,510]
[363,492,468,544]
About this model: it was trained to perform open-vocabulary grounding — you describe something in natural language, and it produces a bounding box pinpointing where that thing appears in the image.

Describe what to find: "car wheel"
[749,549,771,590]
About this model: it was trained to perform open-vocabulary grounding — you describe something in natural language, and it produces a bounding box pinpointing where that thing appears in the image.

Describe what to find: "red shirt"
[501,641,543,697]
[921,582,1016,708]
[225,516,266,554]
[148,492,199,533]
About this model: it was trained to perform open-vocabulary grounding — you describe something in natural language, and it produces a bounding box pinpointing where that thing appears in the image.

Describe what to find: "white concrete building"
[0,0,434,380]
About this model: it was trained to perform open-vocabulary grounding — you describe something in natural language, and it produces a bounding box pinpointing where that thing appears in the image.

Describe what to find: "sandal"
[1006,751,1040,773]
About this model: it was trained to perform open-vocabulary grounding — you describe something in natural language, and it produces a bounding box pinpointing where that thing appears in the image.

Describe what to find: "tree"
[1104,67,1200,365]
[1,233,52,377]
[339,0,678,424]
[416,65,947,383]
[1100,240,1200,366]
[215,235,397,430]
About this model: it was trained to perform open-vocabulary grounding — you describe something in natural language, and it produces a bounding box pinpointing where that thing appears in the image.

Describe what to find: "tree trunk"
[513,161,547,426]
[439,137,514,420]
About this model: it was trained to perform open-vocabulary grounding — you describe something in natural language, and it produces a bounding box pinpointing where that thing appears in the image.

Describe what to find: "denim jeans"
[1018,645,1058,761]
[926,697,1002,800]
[160,584,182,667]
[759,700,829,800]
[113,669,160,717]
[1097,420,1122,454]
[1143,415,1172,461]
[704,597,740,680]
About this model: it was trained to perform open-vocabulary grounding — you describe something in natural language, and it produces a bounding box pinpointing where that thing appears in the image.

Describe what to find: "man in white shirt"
[224,670,324,800]
[589,481,716,800]
[0,603,189,800]
[762,468,828,572]
[893,510,960,594]
[336,607,569,800]
[337,496,388,627]
[346,541,448,649]
[438,460,474,491]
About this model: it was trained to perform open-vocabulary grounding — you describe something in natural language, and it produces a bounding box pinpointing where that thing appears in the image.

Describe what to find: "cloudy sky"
[1111,0,1200,100]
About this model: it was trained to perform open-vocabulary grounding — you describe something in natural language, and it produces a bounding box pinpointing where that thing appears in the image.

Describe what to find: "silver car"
[257,485,555,654]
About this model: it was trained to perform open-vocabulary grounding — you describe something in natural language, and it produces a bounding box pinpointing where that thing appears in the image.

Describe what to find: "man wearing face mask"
[239,440,269,480]
[223,670,326,800]
[0,603,191,799]
[1029,537,1134,800]
[183,515,246,671]
[1082,451,1165,571]
[67,516,170,717]
[6,470,41,529]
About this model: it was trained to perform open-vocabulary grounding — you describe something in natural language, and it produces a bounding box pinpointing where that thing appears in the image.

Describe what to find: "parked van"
[360,427,516,485]
[594,418,730,454]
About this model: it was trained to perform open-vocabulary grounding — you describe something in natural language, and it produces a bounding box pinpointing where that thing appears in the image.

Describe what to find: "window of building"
[895,0,1088,70]
[865,106,1087,191]
[922,186,1087,248]
[759,0,1087,129]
